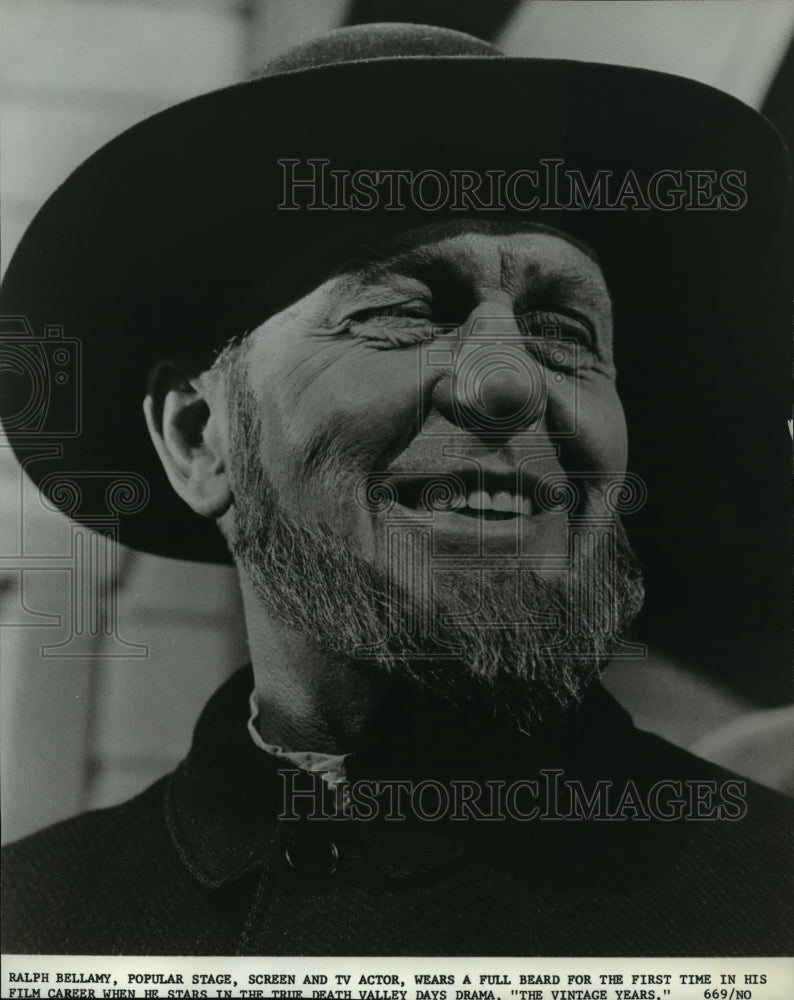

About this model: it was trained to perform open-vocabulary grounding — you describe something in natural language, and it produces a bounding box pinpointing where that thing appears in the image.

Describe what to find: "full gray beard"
[221,350,645,734]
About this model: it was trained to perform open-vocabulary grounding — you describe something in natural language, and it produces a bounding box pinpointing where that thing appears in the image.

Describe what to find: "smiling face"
[216,220,642,729]
[233,222,626,558]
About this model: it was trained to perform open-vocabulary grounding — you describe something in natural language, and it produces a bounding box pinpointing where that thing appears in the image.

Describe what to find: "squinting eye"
[523,310,593,345]
[350,301,433,323]
[345,300,435,347]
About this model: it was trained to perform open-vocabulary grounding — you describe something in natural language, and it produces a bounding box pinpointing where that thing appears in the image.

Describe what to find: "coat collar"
[165,665,636,888]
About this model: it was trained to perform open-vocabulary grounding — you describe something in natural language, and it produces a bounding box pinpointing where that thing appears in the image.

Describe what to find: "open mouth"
[386,470,535,521]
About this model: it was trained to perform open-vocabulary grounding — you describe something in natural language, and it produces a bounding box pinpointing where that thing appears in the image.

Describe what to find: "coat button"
[285,828,339,877]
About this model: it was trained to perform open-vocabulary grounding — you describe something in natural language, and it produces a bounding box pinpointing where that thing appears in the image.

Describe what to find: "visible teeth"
[492,491,514,512]
[468,490,491,510]
[459,490,532,514]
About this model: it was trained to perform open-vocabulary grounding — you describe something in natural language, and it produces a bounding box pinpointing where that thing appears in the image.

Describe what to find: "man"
[1,23,791,956]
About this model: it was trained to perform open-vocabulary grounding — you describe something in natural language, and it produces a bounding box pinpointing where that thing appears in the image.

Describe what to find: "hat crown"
[257,22,502,78]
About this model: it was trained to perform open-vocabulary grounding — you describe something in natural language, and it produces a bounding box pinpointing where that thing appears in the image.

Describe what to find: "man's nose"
[430,295,546,436]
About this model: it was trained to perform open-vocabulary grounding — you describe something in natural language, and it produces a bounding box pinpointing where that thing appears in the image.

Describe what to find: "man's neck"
[242,582,384,753]
[242,584,516,759]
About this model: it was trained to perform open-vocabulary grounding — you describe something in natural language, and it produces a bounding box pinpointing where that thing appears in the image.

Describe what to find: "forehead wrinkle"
[327,220,601,288]
[498,243,530,297]
[346,243,447,288]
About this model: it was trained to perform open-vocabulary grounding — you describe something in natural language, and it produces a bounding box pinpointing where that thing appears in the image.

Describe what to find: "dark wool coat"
[2,666,792,955]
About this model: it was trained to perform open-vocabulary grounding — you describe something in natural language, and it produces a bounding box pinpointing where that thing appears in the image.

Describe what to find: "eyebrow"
[519,262,612,311]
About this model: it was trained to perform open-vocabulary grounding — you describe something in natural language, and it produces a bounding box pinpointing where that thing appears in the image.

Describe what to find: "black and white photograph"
[1,0,793,972]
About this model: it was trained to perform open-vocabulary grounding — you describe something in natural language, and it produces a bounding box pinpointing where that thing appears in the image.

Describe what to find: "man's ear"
[143,362,233,519]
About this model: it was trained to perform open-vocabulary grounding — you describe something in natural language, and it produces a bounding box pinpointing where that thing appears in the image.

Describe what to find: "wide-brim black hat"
[1,19,790,666]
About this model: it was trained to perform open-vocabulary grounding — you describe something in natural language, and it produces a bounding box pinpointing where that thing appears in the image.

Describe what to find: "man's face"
[221,221,642,729]
[238,223,625,550]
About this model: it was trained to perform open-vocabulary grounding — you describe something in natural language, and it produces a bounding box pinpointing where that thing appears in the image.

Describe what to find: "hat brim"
[0,55,790,574]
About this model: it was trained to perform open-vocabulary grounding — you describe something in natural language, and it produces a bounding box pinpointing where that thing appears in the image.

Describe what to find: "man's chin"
[231,477,644,736]
[355,570,603,724]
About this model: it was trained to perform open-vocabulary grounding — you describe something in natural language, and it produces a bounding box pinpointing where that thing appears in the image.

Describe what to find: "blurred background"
[2,0,793,844]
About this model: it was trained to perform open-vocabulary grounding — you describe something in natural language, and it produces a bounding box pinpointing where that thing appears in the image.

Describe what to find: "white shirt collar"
[246,690,350,788]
